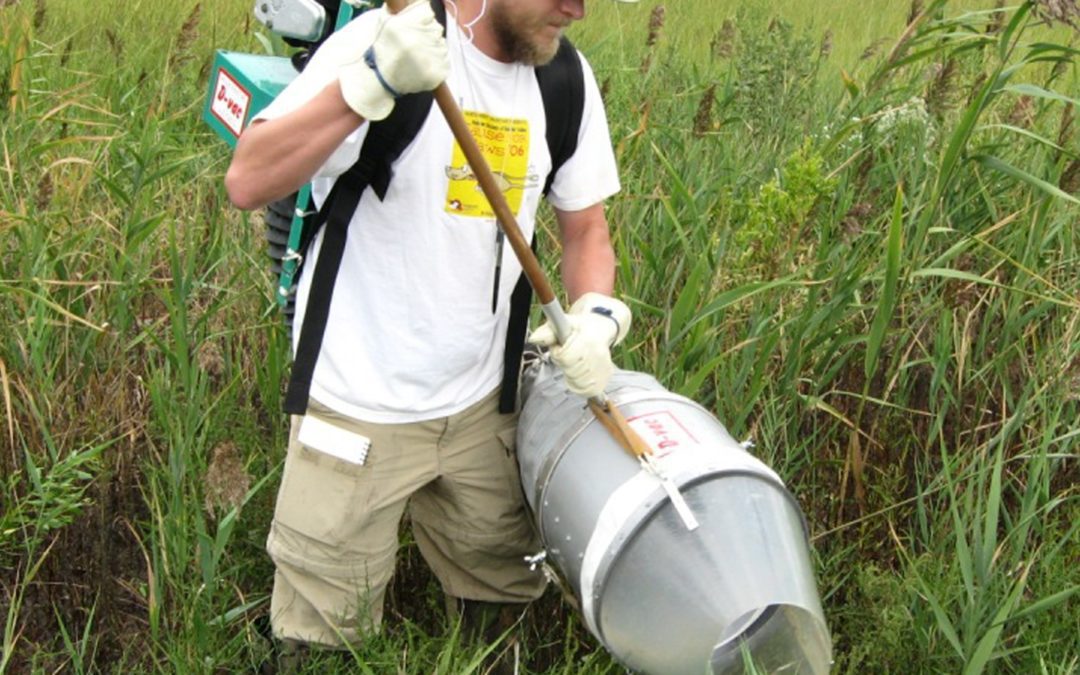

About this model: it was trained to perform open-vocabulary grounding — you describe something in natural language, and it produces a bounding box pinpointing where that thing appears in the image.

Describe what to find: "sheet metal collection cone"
[517,361,833,674]
[381,1,833,670]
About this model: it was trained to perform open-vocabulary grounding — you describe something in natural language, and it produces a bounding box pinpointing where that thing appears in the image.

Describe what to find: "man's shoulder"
[306,12,380,70]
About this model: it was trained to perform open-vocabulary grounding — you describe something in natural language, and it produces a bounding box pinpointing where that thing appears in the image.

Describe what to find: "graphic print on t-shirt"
[445,111,539,218]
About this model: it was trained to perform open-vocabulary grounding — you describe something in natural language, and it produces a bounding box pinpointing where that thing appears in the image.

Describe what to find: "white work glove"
[529,292,632,398]
[338,1,449,121]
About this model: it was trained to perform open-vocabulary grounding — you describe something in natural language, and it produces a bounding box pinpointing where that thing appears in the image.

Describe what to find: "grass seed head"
[819,29,833,60]
[712,19,736,60]
[35,171,53,211]
[646,5,666,47]
[1033,0,1080,29]
[861,37,888,61]
[1059,158,1080,193]
[926,58,958,117]
[987,0,1007,34]
[639,5,665,73]
[907,0,924,26]
[693,83,716,136]
[1057,102,1074,148]
[1008,94,1036,128]
[169,2,202,71]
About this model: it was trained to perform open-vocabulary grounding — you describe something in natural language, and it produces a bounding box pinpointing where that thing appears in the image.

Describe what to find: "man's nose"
[560,0,585,20]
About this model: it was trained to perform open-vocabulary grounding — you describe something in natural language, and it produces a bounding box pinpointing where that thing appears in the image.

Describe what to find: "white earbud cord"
[442,0,526,313]
[444,0,486,43]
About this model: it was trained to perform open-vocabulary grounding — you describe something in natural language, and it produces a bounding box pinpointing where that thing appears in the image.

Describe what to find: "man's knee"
[267,522,396,646]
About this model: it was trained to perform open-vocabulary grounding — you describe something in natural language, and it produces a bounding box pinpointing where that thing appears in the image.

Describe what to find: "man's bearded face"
[490,1,573,65]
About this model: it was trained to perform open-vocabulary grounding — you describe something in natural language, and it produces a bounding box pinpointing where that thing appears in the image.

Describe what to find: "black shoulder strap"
[500,37,585,412]
[498,237,536,413]
[283,90,435,414]
[537,37,585,197]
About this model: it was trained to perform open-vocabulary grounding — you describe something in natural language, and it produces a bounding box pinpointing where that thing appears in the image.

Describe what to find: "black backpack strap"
[283,162,364,415]
[283,90,435,415]
[499,38,585,413]
[538,37,585,197]
[498,236,536,413]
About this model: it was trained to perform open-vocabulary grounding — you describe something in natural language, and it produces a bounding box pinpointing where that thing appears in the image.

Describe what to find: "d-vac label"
[211,69,251,138]
[627,411,699,458]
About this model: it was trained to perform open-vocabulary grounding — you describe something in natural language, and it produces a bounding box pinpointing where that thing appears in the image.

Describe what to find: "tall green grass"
[2,0,1078,672]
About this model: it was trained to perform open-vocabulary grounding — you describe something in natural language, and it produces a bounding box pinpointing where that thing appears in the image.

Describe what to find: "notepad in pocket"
[297,415,371,466]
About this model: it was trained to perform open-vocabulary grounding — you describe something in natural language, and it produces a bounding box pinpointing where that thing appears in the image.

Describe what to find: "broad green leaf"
[980,442,1005,585]
[919,581,965,659]
[865,185,904,379]
[936,66,999,199]
[1007,585,1079,623]
[978,123,1068,154]
[668,254,709,343]
[672,277,801,345]
[973,153,1080,207]
[1002,83,1080,107]
[208,595,269,627]
[677,351,731,398]
[997,3,1031,62]
[911,267,1079,308]
[964,567,1030,675]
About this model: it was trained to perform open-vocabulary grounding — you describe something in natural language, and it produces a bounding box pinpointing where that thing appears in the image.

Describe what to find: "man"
[225,0,631,657]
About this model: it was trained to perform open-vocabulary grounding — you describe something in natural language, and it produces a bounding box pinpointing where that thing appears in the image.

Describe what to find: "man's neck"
[451,0,510,62]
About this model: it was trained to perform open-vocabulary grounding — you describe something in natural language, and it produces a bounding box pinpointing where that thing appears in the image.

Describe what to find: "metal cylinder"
[517,358,833,674]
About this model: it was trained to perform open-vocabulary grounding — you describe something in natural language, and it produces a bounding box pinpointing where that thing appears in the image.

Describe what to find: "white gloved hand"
[529,292,632,398]
[338,1,449,121]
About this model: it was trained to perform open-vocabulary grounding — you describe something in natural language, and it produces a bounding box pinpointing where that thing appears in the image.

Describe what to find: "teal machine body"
[201,2,369,308]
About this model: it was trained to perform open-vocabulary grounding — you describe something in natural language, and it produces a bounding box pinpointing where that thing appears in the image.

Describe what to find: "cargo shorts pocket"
[271,418,376,547]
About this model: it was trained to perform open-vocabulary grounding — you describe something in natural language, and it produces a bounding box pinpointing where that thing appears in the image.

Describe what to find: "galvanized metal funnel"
[517,358,832,674]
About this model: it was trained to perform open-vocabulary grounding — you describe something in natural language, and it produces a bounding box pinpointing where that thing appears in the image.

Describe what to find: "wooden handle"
[431,87,558,305]
[383,0,554,305]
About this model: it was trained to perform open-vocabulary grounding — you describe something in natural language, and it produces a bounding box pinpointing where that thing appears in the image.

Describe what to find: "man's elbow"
[224,165,264,211]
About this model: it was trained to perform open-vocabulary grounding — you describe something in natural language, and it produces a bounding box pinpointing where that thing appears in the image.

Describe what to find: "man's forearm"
[556,203,617,302]
[563,231,615,301]
[224,82,364,211]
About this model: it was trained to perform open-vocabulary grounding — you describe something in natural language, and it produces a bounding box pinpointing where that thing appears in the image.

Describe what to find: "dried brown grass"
[204,441,251,514]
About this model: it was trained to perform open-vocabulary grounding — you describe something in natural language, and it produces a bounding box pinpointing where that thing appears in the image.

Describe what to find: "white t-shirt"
[257,11,620,423]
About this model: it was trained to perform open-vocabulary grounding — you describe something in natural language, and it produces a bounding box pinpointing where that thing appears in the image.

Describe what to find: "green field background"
[1,0,1078,673]
[577,0,1002,59]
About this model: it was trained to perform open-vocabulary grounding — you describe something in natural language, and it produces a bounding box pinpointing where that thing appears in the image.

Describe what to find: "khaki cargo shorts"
[265,390,546,646]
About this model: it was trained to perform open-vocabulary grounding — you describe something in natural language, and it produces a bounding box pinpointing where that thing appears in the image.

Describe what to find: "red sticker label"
[210,68,251,138]
[627,410,699,458]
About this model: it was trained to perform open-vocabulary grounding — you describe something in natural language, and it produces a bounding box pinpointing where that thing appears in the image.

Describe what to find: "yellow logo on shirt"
[445,111,538,218]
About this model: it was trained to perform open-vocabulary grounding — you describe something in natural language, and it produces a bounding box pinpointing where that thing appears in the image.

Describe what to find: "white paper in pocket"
[297,415,372,466]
